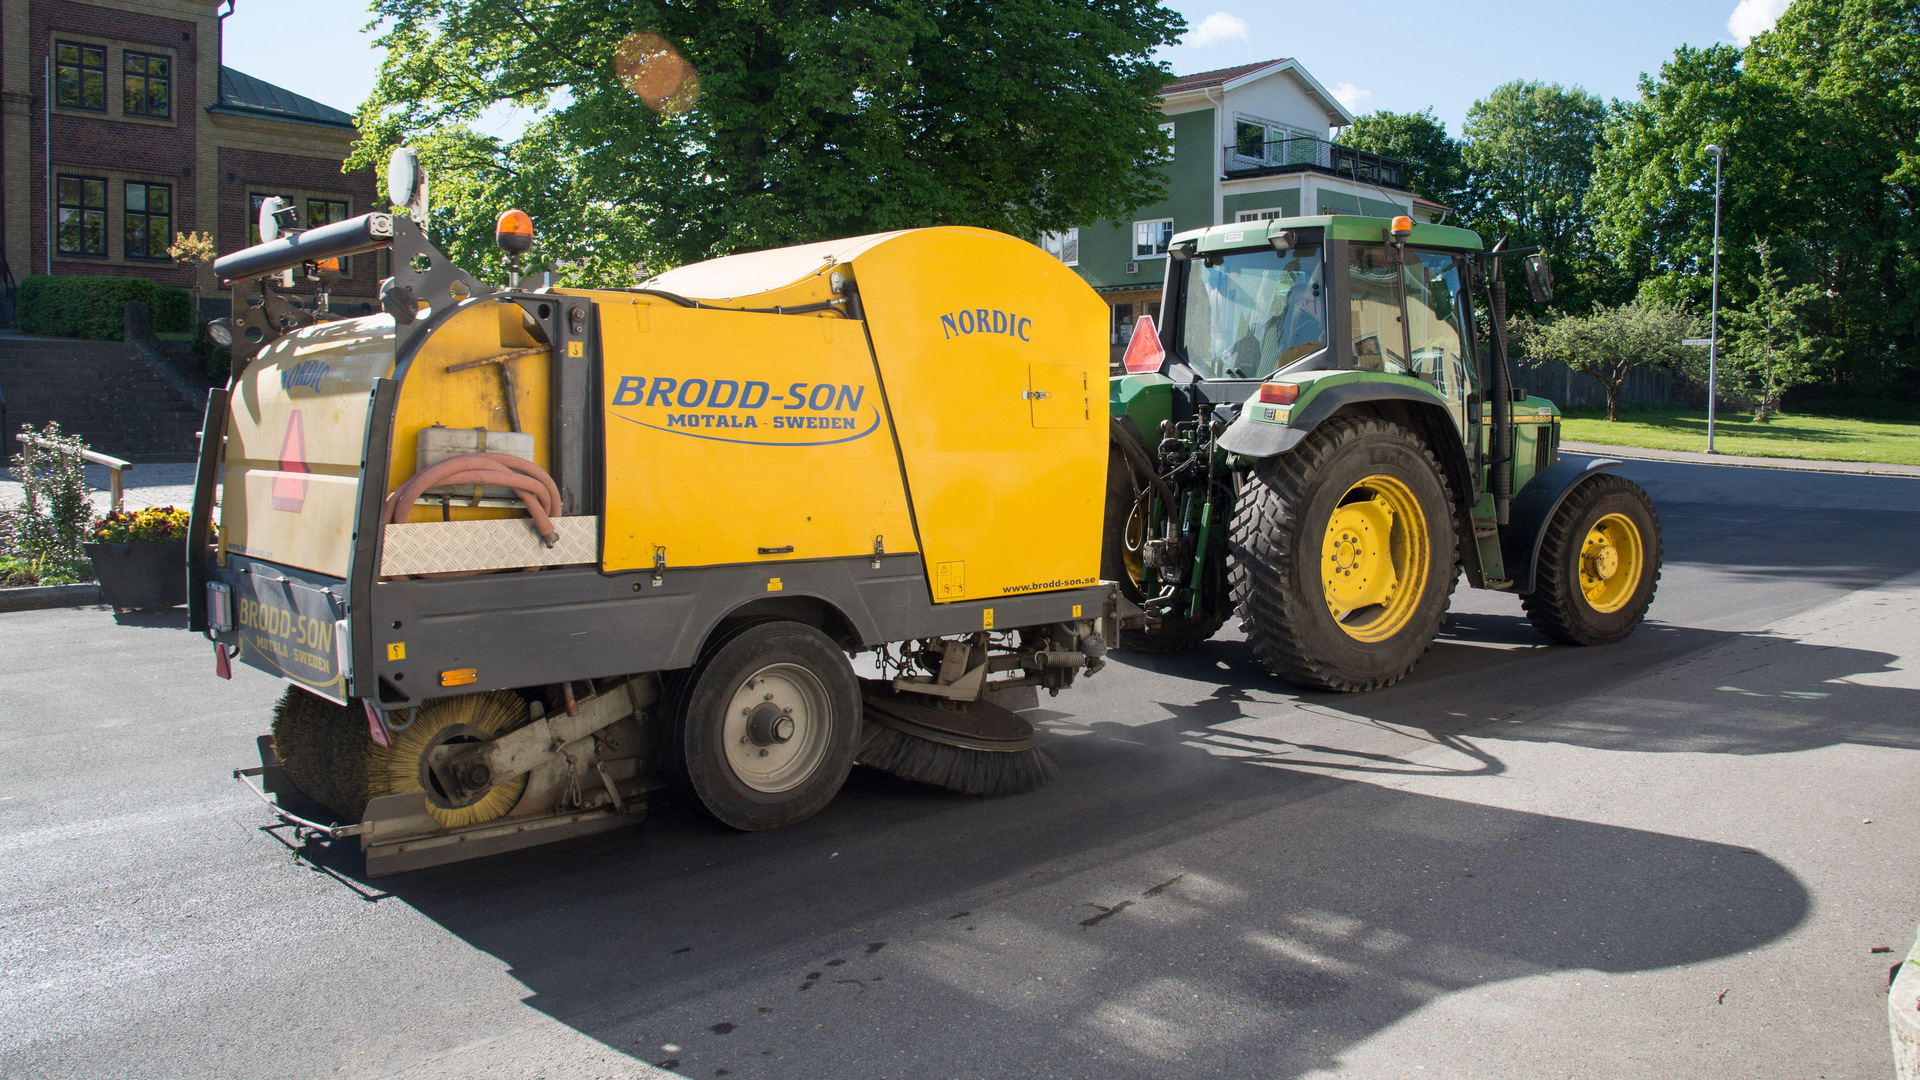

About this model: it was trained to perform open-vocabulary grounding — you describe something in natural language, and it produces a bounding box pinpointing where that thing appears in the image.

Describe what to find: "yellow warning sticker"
[767,577,784,592]
[1072,604,1082,618]
[567,340,584,357]
[386,642,406,661]
[983,607,994,630]
[935,561,966,599]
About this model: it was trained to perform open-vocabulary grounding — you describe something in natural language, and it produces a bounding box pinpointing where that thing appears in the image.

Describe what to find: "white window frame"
[1159,121,1176,161]
[1133,218,1173,260]
[1235,208,1287,222]
[1039,228,1078,267]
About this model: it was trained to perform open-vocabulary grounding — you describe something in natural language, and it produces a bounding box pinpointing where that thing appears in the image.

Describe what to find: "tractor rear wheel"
[676,620,860,831]
[1101,453,1227,652]
[1229,417,1458,691]
[1522,474,1662,644]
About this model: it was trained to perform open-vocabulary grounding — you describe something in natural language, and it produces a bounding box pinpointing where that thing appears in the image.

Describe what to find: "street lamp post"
[1704,143,1724,454]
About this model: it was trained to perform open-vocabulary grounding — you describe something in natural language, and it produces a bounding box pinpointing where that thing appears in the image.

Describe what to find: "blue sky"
[224,0,1791,138]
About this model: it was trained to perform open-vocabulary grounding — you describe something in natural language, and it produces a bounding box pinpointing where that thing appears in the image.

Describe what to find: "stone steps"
[0,336,205,462]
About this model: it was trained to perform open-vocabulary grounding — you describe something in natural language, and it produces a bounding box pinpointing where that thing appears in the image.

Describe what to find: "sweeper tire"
[676,620,861,831]
[1102,452,1227,652]
[1522,473,1662,645]
[1229,417,1457,692]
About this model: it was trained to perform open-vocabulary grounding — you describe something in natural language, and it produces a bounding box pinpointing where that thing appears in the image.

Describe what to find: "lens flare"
[614,32,700,114]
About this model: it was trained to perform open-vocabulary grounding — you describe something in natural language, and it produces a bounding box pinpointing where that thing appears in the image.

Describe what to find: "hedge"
[18,275,191,340]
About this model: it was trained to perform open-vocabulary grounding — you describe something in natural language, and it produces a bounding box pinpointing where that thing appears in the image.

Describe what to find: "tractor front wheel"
[1229,417,1458,691]
[1521,474,1662,645]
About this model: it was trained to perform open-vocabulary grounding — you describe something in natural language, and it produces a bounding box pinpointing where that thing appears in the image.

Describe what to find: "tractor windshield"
[1178,246,1325,380]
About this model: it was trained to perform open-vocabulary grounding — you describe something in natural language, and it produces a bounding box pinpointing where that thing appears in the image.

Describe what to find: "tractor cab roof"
[1172,214,1482,256]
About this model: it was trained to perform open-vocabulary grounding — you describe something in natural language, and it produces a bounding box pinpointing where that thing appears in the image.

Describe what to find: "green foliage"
[1514,297,1704,421]
[1589,0,1920,397]
[1336,109,1466,208]
[350,0,1186,284]
[18,275,191,339]
[1461,81,1613,316]
[89,505,189,543]
[1,422,94,581]
[1724,242,1829,420]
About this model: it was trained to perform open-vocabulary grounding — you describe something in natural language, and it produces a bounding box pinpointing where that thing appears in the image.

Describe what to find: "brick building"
[0,0,379,317]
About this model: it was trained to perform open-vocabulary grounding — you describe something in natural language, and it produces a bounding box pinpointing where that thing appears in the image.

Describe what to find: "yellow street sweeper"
[195,149,1129,875]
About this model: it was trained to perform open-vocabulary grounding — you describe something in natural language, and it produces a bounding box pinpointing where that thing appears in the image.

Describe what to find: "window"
[1159,121,1176,160]
[123,51,170,118]
[1179,245,1325,380]
[306,198,349,230]
[1234,120,1266,159]
[1039,228,1078,267]
[1133,218,1173,259]
[55,41,106,111]
[249,192,287,246]
[56,175,107,255]
[1235,208,1287,222]
[124,182,170,260]
[1403,250,1474,415]
[1348,244,1407,374]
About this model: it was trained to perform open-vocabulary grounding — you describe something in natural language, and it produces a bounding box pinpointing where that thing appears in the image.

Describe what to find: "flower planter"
[82,539,187,611]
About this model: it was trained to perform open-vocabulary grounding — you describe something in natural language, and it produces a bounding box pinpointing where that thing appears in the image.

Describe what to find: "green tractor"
[1106,214,1661,690]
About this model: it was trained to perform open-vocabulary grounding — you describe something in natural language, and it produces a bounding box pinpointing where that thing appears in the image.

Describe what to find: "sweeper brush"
[270,686,531,829]
[857,681,1057,796]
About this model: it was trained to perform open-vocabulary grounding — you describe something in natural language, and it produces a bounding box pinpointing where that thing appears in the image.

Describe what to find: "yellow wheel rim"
[369,690,529,829]
[1321,474,1429,642]
[1578,512,1643,614]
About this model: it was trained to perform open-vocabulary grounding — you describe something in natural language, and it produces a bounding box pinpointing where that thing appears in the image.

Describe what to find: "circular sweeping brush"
[856,680,1056,796]
[367,690,530,829]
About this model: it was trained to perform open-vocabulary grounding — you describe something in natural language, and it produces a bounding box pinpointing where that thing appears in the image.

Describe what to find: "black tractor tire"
[1228,416,1458,691]
[1101,451,1228,652]
[675,620,860,831]
[1521,474,1662,645]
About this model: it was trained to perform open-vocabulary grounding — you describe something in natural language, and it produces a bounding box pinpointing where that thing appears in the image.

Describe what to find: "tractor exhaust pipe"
[1485,238,1515,526]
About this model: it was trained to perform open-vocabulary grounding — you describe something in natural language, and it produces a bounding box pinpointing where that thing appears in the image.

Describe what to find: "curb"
[0,583,102,612]
[1563,441,1920,479]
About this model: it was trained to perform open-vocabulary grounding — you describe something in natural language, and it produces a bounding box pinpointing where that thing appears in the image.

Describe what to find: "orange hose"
[384,453,563,545]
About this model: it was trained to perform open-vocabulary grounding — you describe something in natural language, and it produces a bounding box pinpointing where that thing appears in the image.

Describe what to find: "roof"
[1412,195,1454,211]
[1164,60,1290,95]
[210,67,355,129]
[1162,58,1355,127]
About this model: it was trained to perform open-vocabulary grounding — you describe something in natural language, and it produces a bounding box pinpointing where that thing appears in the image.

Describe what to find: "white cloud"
[1187,12,1251,48]
[1331,82,1373,113]
[1728,0,1791,45]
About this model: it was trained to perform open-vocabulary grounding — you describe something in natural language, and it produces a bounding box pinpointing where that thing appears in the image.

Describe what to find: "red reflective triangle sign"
[272,410,309,512]
[1122,314,1166,374]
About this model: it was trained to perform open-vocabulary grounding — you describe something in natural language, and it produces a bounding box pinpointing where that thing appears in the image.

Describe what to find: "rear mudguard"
[1500,456,1624,596]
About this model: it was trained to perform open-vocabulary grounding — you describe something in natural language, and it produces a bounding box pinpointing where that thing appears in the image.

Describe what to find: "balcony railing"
[1224,137,1408,190]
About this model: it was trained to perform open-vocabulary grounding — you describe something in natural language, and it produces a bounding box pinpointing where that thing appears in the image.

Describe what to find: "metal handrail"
[18,432,132,510]
[1224,137,1409,190]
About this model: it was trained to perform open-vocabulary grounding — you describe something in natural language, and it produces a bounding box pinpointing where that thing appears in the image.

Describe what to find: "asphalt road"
[4,457,1918,1080]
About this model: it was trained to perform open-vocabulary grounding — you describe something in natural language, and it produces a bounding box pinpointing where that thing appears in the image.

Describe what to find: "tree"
[350,0,1186,285]
[1588,0,1920,398]
[1724,242,1828,421]
[1461,81,1611,316]
[1514,297,1703,421]
[1336,109,1465,209]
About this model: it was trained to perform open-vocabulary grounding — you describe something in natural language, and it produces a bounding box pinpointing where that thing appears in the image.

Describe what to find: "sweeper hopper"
[194,149,1131,875]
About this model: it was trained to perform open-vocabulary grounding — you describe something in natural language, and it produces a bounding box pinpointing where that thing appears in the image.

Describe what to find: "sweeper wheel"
[857,680,1056,796]
[368,690,531,829]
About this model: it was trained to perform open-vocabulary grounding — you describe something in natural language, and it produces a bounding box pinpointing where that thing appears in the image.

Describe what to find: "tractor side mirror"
[1524,252,1554,304]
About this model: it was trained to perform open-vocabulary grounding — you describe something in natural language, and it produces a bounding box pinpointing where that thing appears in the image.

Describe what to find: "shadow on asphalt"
[265,618,1905,1076]
[283,735,1812,1079]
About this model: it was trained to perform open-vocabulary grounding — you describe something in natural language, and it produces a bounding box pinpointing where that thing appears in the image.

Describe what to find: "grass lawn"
[1560,407,1920,466]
